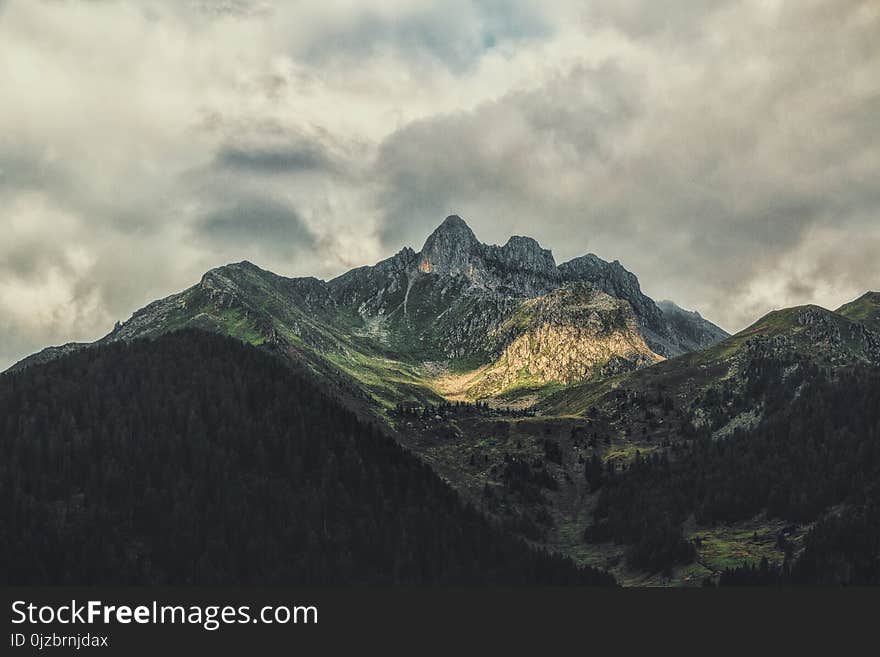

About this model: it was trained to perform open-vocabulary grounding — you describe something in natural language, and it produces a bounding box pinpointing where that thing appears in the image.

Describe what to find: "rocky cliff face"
[413,215,560,297]
[558,255,729,357]
[464,284,661,397]
[559,254,662,329]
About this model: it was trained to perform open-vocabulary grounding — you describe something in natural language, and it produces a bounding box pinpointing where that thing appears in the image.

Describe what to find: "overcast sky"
[1,0,878,369]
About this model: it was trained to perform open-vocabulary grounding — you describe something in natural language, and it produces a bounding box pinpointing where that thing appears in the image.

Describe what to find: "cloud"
[215,143,337,174]
[580,0,736,38]
[372,0,880,331]
[195,196,317,260]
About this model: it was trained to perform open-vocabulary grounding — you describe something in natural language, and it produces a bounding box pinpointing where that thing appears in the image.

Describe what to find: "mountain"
[5,212,879,587]
[9,215,728,410]
[0,330,615,586]
[438,283,662,401]
[558,256,725,356]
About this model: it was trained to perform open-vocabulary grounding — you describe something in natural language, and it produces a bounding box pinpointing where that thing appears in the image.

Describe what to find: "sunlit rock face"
[462,283,662,398]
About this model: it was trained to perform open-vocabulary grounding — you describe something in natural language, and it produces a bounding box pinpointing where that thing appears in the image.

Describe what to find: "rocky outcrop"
[412,215,560,297]
[559,254,662,330]
[464,284,662,397]
[416,215,483,278]
[739,305,880,367]
[483,236,560,297]
[559,254,728,357]
[328,247,415,315]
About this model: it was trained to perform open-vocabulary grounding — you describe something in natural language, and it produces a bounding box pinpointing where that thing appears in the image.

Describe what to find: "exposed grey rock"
[416,214,482,278]
[413,215,559,297]
[559,254,728,356]
[559,254,661,330]
[657,300,730,352]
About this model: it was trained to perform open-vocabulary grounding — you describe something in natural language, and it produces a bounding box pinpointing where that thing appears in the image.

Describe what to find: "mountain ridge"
[7,215,729,409]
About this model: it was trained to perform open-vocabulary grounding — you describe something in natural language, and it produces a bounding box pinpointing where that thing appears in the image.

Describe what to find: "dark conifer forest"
[0,330,614,586]
[583,360,880,583]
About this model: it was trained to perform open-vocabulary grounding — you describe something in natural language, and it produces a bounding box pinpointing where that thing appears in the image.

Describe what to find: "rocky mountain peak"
[558,253,663,332]
[415,215,560,297]
[438,213,474,233]
[420,215,478,249]
[418,215,480,273]
[496,236,557,274]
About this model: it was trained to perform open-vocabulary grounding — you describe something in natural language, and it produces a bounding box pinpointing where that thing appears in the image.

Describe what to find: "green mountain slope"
[837,291,880,332]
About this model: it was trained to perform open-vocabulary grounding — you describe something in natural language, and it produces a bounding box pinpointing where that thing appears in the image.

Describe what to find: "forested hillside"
[582,357,880,583]
[0,330,614,586]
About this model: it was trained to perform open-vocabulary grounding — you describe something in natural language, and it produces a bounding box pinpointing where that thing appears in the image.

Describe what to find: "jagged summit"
[438,213,473,232]
[414,215,558,296]
[421,215,479,249]
[657,300,729,349]
[496,236,557,273]
[418,215,482,276]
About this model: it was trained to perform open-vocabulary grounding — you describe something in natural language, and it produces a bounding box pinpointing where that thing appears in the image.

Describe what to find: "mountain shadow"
[0,330,614,586]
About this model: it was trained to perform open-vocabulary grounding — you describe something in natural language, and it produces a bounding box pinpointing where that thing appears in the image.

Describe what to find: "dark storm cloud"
[215,143,337,175]
[195,196,317,259]
[375,61,642,249]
